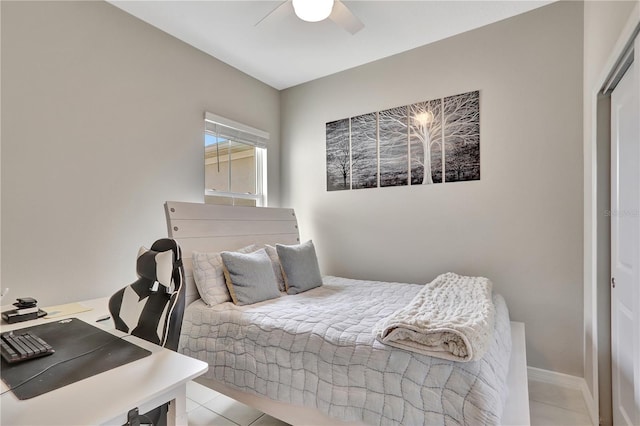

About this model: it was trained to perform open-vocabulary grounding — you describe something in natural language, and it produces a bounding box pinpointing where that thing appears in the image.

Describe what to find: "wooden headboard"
[164,201,300,305]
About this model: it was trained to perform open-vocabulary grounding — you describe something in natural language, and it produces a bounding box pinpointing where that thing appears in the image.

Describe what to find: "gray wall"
[1,1,280,305]
[280,2,584,375]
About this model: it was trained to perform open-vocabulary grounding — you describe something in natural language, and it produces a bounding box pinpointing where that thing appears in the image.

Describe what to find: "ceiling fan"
[255,0,364,35]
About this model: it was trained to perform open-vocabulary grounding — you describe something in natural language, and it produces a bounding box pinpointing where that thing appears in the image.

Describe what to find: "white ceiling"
[108,1,553,90]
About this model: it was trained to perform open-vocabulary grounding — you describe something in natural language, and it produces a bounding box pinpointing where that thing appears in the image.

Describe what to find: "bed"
[165,201,530,425]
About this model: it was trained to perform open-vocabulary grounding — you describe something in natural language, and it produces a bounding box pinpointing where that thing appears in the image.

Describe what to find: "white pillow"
[192,244,258,306]
[265,245,286,292]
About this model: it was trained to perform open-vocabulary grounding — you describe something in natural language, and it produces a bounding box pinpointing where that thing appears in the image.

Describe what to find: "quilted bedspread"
[179,276,512,426]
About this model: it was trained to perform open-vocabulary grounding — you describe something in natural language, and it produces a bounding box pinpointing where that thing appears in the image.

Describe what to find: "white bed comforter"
[179,276,512,426]
[374,272,495,362]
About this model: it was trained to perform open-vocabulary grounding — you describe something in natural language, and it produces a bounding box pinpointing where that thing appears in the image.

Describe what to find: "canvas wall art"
[326,118,350,191]
[326,90,480,191]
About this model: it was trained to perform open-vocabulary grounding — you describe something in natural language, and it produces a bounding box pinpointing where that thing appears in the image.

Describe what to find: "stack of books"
[1,298,47,324]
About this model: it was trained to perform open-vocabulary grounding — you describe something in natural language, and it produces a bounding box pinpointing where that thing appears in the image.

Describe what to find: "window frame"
[204,112,269,207]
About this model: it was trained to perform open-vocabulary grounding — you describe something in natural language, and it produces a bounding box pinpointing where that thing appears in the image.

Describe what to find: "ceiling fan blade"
[255,1,292,27]
[329,0,364,35]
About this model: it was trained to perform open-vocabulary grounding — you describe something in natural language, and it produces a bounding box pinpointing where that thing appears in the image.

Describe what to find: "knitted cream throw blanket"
[374,272,495,362]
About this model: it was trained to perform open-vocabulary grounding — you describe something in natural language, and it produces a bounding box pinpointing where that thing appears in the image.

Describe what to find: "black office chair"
[109,238,186,426]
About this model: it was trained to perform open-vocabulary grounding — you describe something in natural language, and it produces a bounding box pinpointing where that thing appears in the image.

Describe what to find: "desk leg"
[167,385,187,426]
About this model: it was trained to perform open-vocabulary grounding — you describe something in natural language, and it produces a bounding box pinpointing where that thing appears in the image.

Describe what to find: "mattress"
[179,276,512,426]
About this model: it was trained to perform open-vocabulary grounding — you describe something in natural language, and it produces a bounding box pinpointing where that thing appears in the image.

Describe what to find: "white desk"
[1,297,208,425]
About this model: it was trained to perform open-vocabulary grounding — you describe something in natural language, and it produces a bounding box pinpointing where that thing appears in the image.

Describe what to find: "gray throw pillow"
[220,248,281,305]
[192,244,258,306]
[276,240,323,295]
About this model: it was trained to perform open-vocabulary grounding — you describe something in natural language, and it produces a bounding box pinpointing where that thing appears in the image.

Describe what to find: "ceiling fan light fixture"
[292,0,334,23]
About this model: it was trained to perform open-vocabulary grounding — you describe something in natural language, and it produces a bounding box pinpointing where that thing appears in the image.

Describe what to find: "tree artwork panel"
[351,113,378,189]
[409,99,443,185]
[325,90,480,192]
[326,118,350,191]
[378,106,408,187]
[443,91,480,182]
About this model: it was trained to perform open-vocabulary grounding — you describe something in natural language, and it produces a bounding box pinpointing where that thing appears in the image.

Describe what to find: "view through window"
[204,113,268,206]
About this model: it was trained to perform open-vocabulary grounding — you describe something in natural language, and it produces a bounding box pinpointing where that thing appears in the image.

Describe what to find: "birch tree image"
[443,91,480,182]
[326,118,350,191]
[379,106,408,187]
[325,90,480,192]
[409,99,443,184]
[351,113,378,189]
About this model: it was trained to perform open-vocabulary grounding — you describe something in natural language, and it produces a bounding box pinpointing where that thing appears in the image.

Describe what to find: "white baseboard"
[527,367,598,426]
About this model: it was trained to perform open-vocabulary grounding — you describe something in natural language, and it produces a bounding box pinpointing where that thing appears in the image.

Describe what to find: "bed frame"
[165,201,530,425]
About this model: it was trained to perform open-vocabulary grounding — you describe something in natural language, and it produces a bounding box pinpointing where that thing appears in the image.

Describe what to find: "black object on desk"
[2,297,48,324]
[1,309,47,324]
[1,331,55,363]
[1,318,151,400]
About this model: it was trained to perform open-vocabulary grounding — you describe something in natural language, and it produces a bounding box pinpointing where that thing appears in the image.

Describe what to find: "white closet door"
[611,35,640,426]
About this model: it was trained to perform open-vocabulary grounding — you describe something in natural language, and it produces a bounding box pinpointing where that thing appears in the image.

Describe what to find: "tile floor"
[186,379,594,425]
[186,381,289,426]
[528,380,593,426]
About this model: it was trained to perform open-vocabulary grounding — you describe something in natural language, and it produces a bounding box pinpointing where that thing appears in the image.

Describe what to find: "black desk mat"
[1,318,151,400]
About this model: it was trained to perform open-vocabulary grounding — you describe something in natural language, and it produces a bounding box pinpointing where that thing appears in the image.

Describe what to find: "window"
[204,112,268,206]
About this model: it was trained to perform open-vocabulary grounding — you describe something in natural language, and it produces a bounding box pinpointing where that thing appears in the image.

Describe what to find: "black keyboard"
[1,331,55,363]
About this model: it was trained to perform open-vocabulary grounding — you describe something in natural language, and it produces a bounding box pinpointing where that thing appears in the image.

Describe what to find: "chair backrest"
[108,238,185,351]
